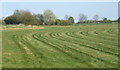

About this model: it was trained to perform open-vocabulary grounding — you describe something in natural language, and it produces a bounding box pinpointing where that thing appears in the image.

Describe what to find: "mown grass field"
[2,23,118,68]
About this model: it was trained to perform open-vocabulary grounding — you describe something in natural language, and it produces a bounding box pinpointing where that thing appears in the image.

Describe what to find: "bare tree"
[64,15,71,20]
[93,14,100,23]
[78,13,87,23]
[64,15,74,24]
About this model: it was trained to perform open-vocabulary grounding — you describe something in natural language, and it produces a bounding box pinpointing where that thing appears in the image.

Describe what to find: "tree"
[102,17,107,21]
[47,20,55,25]
[55,19,61,25]
[19,10,37,25]
[33,14,44,25]
[102,17,113,23]
[4,15,17,24]
[64,15,71,20]
[78,13,87,23]
[118,17,120,23]
[12,10,22,24]
[64,15,74,24]
[102,17,109,23]
[13,10,21,17]
[93,14,100,23]
[4,10,22,24]
[4,10,38,25]
[43,9,57,25]
[68,16,74,23]
[61,20,69,25]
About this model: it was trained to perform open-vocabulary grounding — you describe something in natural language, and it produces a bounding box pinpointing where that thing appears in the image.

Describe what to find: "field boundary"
[0,27,44,30]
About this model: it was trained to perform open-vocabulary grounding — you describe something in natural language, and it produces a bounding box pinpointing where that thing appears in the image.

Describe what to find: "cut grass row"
[2,24,118,68]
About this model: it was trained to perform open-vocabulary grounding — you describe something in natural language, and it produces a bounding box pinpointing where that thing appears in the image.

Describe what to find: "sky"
[118,1,120,17]
[1,0,119,2]
[1,2,118,22]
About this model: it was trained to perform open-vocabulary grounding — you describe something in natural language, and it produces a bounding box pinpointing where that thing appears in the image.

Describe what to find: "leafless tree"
[93,14,100,23]
[78,13,87,23]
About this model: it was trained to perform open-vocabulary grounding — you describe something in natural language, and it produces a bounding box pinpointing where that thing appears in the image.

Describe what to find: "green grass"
[2,23,118,68]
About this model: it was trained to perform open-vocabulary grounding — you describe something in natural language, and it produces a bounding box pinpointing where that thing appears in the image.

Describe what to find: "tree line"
[3,9,120,25]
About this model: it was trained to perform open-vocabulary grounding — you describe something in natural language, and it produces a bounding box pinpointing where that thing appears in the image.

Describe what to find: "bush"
[55,19,61,25]
[118,17,120,23]
[4,15,20,24]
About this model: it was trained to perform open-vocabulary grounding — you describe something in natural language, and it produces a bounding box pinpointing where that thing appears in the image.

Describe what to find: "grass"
[2,23,118,68]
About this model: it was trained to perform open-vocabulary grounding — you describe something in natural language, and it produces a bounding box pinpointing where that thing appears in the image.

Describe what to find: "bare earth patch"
[0,27,44,30]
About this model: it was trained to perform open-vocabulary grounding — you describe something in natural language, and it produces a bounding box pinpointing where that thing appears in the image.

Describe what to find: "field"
[2,24,118,68]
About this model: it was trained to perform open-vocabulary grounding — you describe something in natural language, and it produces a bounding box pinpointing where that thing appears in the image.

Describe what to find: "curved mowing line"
[80,30,117,41]
[4,25,118,68]
[104,28,118,35]
[80,31,118,47]
[12,31,51,68]
[34,33,108,66]
[86,31,117,41]
[89,28,117,37]
[11,35,37,67]
[23,32,70,67]
[31,33,95,67]
[64,31,117,55]
[71,31,117,48]
[32,33,81,61]
[77,31,118,46]
[55,32,118,56]
[65,31,118,52]
[35,32,117,65]
[49,32,118,60]
[90,31,117,40]
[76,31,118,45]
[21,34,49,68]
[67,31,117,47]
[35,32,117,66]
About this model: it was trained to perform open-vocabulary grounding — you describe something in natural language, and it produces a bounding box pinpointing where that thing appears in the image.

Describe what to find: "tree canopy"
[3,9,118,25]
[43,9,57,23]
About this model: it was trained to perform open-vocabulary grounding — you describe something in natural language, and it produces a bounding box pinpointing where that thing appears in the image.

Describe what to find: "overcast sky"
[1,2,118,21]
